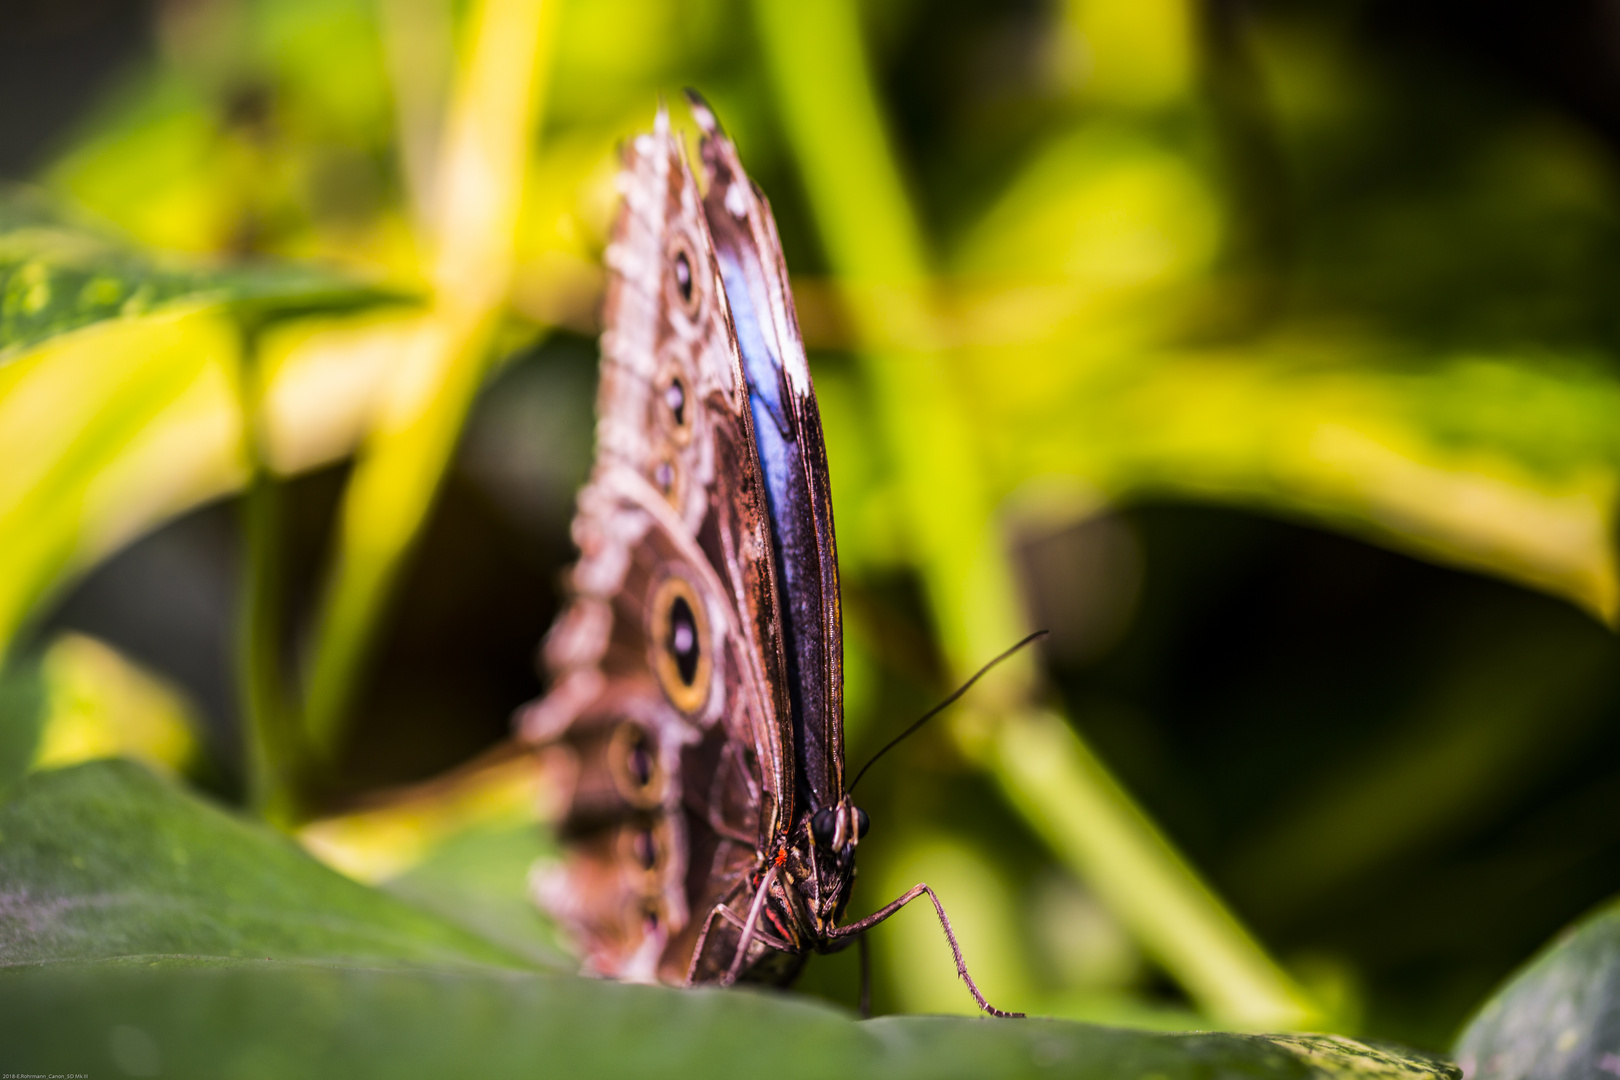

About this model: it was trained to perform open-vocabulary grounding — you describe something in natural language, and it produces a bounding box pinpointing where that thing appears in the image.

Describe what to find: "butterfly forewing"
[692,103,846,813]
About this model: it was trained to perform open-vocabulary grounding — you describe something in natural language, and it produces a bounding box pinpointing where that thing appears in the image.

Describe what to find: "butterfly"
[518,92,1020,1018]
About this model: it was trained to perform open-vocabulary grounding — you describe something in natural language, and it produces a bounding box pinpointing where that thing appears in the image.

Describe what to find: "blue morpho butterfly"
[519,92,1026,1017]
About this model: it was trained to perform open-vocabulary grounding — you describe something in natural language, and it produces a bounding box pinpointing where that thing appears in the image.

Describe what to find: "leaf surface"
[0,759,1457,1080]
[0,960,1461,1080]
[1455,898,1620,1080]
[0,187,397,358]
[0,760,534,970]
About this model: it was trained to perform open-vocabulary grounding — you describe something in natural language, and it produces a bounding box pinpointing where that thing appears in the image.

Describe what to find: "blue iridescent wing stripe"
[692,96,845,812]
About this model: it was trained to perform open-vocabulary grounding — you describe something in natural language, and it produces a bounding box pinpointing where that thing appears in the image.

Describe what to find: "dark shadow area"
[0,0,154,179]
[1031,503,1620,1047]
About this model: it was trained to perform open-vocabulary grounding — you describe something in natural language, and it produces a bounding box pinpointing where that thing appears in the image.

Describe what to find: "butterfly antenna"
[846,630,1049,794]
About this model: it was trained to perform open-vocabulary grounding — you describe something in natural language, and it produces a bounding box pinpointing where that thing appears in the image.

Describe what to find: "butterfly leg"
[685,905,726,987]
[829,884,1024,1018]
[686,887,798,986]
[720,863,779,986]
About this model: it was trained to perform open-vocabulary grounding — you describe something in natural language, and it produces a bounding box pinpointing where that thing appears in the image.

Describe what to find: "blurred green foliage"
[4,0,1620,1066]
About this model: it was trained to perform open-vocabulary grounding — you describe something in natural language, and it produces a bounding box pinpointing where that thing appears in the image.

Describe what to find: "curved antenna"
[846,630,1048,794]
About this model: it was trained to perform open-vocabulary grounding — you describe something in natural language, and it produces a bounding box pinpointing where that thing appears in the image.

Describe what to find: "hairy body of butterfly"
[519,94,1018,1017]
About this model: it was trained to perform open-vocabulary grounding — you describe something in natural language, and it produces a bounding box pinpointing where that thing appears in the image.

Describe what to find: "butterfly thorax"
[777,794,867,937]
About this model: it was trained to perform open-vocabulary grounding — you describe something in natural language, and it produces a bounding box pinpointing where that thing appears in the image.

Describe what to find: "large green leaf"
[0,760,535,969]
[0,187,397,359]
[0,962,1459,1080]
[383,819,572,969]
[0,759,1457,1079]
[1453,897,1620,1080]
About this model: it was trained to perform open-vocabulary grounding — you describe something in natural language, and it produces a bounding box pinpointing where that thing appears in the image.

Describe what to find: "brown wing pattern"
[518,111,794,985]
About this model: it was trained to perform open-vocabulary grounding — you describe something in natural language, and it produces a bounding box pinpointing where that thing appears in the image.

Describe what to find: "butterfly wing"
[690,97,846,811]
[520,110,796,985]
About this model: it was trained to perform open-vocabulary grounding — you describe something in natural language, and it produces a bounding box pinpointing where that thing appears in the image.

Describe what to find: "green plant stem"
[301,0,560,760]
[993,710,1319,1028]
[232,319,297,824]
[753,0,1318,1029]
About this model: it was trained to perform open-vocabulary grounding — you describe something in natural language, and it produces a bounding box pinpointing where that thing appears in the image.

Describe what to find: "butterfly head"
[809,798,869,853]
[788,795,867,933]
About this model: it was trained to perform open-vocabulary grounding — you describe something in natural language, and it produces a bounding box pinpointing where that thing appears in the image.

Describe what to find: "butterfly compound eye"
[854,807,870,840]
[811,807,837,848]
[649,575,712,714]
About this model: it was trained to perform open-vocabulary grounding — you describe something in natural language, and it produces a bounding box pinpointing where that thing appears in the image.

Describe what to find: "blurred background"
[8,0,1620,1055]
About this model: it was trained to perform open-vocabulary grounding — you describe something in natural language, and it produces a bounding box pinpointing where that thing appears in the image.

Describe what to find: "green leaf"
[0,759,1455,1078]
[0,760,536,969]
[0,311,241,665]
[1454,897,1620,1080]
[0,189,413,672]
[981,343,1620,624]
[383,820,572,970]
[0,962,1457,1080]
[0,186,400,359]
